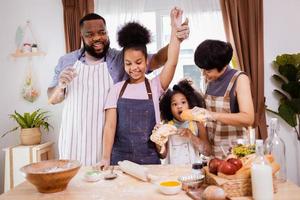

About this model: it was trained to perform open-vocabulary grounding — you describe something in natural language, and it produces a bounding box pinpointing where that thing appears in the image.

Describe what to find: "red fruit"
[209,158,223,175]
[227,158,243,170]
[217,161,238,175]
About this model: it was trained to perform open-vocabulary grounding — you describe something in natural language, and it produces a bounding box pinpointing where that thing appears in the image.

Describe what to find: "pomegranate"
[208,158,223,175]
[227,158,243,170]
[217,161,238,175]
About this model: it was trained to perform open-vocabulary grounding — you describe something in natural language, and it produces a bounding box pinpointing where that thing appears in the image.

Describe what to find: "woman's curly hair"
[159,79,206,121]
[118,22,151,58]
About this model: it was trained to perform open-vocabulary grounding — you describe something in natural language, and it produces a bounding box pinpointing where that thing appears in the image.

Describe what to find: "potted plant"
[1,109,51,145]
[268,53,300,140]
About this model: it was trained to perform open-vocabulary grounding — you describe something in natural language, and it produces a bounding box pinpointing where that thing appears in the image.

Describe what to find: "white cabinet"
[3,142,54,192]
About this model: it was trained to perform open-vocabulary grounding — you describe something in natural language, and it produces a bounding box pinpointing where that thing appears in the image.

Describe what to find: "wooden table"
[0,165,300,200]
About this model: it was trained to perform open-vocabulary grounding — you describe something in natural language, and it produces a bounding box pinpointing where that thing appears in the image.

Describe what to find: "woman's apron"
[111,78,160,165]
[59,59,113,166]
[205,71,246,158]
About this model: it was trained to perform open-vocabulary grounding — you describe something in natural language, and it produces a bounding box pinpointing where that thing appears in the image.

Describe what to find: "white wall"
[264,0,300,185]
[0,0,65,194]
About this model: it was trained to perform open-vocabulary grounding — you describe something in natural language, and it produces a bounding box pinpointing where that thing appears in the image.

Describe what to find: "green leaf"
[1,126,19,138]
[278,102,297,127]
[281,82,300,98]
[10,114,27,128]
[273,89,290,103]
[266,108,280,116]
[275,54,291,66]
[24,112,31,127]
[290,99,300,113]
[279,64,298,81]
[28,109,39,127]
[275,53,300,66]
[272,74,287,85]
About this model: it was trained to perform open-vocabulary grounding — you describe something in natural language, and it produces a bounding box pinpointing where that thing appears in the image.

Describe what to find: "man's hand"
[176,18,189,41]
[59,67,77,88]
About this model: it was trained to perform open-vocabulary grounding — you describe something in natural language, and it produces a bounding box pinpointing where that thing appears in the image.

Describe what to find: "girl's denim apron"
[111,78,160,165]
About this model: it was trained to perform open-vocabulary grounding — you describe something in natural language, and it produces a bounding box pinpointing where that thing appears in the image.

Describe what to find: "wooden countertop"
[0,165,300,200]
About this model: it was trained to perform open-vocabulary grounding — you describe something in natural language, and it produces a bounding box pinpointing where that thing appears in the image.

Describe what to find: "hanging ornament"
[21,63,40,102]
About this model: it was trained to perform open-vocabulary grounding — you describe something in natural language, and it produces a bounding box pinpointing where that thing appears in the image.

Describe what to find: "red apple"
[227,158,243,170]
[208,158,223,175]
[217,161,238,175]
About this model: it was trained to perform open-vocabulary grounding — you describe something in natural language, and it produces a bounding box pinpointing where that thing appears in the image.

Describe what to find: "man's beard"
[83,40,110,59]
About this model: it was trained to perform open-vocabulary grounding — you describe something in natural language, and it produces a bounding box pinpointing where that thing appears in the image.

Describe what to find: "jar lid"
[192,163,203,170]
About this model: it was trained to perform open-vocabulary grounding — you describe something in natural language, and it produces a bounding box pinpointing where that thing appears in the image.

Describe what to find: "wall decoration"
[21,63,40,103]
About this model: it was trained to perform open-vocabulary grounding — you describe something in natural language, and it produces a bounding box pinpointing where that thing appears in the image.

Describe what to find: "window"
[148,9,226,91]
[96,0,226,92]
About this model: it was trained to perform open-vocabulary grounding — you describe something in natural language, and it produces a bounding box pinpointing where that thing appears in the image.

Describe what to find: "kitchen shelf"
[3,142,54,192]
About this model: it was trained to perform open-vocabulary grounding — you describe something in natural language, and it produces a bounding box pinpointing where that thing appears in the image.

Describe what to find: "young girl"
[159,80,212,164]
[98,7,183,169]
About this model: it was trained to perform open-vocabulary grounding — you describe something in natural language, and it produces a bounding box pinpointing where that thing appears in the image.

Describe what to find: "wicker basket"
[204,167,277,197]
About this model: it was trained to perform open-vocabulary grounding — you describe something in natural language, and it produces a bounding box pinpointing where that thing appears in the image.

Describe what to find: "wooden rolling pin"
[118,160,158,182]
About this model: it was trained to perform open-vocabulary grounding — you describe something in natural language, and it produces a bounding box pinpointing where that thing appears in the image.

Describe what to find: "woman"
[193,39,254,157]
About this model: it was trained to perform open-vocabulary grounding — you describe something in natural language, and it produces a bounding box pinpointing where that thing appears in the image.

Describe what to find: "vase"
[20,127,41,145]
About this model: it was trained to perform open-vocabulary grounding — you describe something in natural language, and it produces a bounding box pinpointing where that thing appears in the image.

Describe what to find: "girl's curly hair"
[118,22,151,59]
[159,79,206,121]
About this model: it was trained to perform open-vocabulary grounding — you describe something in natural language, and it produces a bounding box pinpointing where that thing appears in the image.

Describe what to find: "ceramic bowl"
[20,160,81,193]
[84,170,102,182]
[178,173,205,191]
[158,180,182,195]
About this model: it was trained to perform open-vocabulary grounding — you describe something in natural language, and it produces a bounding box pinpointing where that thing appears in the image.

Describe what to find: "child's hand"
[170,6,183,28]
[152,122,163,133]
[94,159,110,171]
[178,128,193,139]
[170,7,189,41]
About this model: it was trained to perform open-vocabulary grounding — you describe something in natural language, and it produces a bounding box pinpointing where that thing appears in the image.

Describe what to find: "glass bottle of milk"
[251,140,273,200]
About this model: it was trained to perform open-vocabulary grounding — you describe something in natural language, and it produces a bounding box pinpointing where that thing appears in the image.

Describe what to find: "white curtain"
[95,0,145,48]
[174,0,226,51]
[94,0,225,90]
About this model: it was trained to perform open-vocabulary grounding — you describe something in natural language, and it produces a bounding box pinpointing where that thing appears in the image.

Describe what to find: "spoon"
[104,166,118,180]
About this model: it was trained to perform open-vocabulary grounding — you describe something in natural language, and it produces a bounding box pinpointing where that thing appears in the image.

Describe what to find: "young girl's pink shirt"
[105,76,164,123]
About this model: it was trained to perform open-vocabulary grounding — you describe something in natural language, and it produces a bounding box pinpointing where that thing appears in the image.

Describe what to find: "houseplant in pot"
[1,109,51,145]
[268,53,300,140]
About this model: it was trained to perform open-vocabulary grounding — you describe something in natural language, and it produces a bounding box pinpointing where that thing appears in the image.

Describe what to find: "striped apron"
[59,60,113,166]
[205,71,246,158]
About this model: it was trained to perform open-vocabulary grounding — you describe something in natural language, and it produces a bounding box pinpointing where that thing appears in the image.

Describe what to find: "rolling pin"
[118,160,158,182]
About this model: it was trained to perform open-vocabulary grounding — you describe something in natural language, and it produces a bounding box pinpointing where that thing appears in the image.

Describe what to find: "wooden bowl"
[20,160,81,193]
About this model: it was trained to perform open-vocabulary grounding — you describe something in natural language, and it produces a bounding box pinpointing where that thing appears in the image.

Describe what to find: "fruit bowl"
[20,160,81,193]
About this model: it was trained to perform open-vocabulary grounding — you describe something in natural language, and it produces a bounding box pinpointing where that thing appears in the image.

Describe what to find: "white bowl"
[84,170,102,182]
[158,180,182,195]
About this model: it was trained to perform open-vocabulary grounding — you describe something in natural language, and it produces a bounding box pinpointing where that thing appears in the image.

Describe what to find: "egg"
[202,185,227,200]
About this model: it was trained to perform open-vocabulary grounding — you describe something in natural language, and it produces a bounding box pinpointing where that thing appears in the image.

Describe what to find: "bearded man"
[47,13,189,166]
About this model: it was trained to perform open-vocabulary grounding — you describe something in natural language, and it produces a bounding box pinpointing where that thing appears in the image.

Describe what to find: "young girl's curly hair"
[118,22,151,59]
[159,79,206,121]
